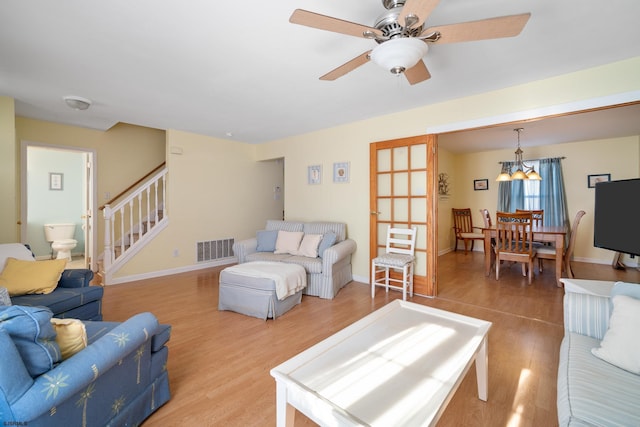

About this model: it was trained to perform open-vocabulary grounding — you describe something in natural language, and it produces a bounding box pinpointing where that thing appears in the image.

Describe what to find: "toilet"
[44,223,77,261]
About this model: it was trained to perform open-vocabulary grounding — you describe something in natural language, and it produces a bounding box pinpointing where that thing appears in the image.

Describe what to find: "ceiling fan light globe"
[370,38,428,75]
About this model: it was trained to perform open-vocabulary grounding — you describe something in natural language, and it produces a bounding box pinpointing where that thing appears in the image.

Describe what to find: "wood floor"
[101,252,640,427]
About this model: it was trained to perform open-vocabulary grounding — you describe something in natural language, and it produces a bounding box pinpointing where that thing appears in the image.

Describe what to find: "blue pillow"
[256,230,278,252]
[0,305,61,377]
[0,329,34,402]
[318,232,337,258]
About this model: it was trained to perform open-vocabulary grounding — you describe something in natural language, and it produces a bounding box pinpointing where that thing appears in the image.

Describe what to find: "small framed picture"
[49,172,63,190]
[474,179,489,191]
[308,165,322,185]
[333,162,350,183]
[588,173,610,188]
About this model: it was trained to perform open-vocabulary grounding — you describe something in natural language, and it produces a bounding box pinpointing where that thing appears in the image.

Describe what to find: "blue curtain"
[497,162,514,212]
[539,158,569,228]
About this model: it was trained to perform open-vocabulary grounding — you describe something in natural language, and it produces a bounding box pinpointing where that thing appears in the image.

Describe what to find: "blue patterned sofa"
[0,305,171,425]
[1,243,102,320]
[233,220,357,299]
[557,279,640,426]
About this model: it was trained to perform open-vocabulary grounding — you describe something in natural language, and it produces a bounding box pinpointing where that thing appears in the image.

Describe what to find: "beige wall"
[256,57,640,281]
[114,129,284,279]
[0,97,18,242]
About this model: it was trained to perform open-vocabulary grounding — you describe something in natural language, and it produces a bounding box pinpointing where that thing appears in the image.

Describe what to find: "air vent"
[197,238,234,262]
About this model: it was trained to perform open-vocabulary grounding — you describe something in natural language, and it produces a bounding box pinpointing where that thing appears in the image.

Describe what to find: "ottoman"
[218,261,306,319]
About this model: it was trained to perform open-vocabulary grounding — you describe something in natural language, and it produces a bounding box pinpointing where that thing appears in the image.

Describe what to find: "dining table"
[483,225,567,287]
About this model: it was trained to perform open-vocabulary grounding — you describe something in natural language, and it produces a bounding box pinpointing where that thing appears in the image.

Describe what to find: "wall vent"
[197,238,234,262]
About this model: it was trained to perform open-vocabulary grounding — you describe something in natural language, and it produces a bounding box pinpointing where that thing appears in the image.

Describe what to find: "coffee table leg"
[475,337,488,401]
[275,381,296,427]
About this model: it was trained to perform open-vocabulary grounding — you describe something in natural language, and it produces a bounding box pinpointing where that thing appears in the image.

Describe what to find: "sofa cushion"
[318,232,337,259]
[0,258,67,296]
[283,256,323,274]
[0,329,34,405]
[295,234,323,258]
[11,285,103,318]
[0,305,61,377]
[256,230,278,252]
[266,220,304,232]
[274,230,304,255]
[51,317,87,359]
[591,294,640,374]
[558,332,640,426]
[303,222,346,242]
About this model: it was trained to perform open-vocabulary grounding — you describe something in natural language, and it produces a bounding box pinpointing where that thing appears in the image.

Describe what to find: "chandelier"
[496,128,542,181]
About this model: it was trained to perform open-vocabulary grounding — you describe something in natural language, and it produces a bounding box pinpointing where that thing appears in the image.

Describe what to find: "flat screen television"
[594,178,640,256]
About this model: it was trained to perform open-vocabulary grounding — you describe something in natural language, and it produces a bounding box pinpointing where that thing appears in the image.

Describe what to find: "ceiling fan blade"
[290,9,382,39]
[320,51,372,81]
[398,0,441,29]
[424,13,531,44]
[404,59,431,85]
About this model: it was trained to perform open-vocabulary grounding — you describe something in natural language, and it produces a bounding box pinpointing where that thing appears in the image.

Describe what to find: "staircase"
[99,166,168,285]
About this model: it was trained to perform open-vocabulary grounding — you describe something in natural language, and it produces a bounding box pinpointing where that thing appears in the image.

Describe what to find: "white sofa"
[233,220,357,299]
[557,278,640,426]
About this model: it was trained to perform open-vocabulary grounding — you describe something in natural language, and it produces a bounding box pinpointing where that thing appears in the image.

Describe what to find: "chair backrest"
[516,209,544,226]
[496,211,534,255]
[452,208,474,235]
[385,226,417,256]
[565,210,586,260]
[479,209,493,228]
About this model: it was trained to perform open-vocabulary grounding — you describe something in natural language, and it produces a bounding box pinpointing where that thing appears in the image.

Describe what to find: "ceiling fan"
[290,0,531,85]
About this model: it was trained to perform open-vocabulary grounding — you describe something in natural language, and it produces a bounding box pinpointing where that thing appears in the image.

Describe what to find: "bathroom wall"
[27,146,85,258]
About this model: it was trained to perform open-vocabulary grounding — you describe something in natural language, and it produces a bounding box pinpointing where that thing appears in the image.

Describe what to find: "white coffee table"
[270,300,492,427]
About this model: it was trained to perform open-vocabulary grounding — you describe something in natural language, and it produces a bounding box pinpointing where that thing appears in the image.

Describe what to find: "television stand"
[612,252,626,270]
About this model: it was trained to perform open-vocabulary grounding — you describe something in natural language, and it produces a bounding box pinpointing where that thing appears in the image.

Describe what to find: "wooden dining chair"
[452,208,484,254]
[537,210,586,278]
[495,211,537,284]
[516,209,544,226]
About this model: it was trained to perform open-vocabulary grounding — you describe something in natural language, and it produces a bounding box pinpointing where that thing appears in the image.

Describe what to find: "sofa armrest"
[9,312,160,420]
[233,238,258,264]
[322,239,357,272]
[57,269,94,288]
[563,291,610,340]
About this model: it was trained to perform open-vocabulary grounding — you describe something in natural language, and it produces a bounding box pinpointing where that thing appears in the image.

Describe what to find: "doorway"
[20,141,96,271]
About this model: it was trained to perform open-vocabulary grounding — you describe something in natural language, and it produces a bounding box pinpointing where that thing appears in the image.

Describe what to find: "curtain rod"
[498,156,566,164]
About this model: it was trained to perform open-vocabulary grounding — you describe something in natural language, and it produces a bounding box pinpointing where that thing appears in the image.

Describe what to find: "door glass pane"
[393,146,408,170]
[378,149,391,172]
[394,199,408,222]
[378,174,391,196]
[393,172,408,196]
[411,199,427,225]
[411,144,427,169]
[378,223,388,247]
[377,199,391,221]
[415,251,427,276]
[415,224,427,250]
[411,171,427,196]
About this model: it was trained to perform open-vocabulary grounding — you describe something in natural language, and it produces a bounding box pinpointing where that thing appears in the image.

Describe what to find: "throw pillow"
[295,234,323,258]
[274,230,304,255]
[318,232,337,258]
[0,258,66,296]
[256,230,278,252]
[0,305,61,377]
[591,294,640,374]
[51,318,88,359]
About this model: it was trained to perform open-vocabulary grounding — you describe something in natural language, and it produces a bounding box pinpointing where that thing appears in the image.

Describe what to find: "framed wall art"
[333,162,350,183]
[49,172,63,190]
[308,165,322,185]
[474,179,489,191]
[588,173,610,188]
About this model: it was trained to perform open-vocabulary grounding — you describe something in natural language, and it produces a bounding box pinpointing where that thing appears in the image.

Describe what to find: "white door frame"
[20,140,98,271]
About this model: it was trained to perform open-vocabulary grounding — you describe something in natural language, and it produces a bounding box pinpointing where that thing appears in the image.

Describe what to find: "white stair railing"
[103,168,168,281]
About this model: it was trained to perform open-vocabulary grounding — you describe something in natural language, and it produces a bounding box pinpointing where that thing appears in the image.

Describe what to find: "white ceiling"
[1,0,640,146]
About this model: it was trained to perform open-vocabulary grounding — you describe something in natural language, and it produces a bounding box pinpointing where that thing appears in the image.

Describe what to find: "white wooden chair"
[371,226,417,301]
